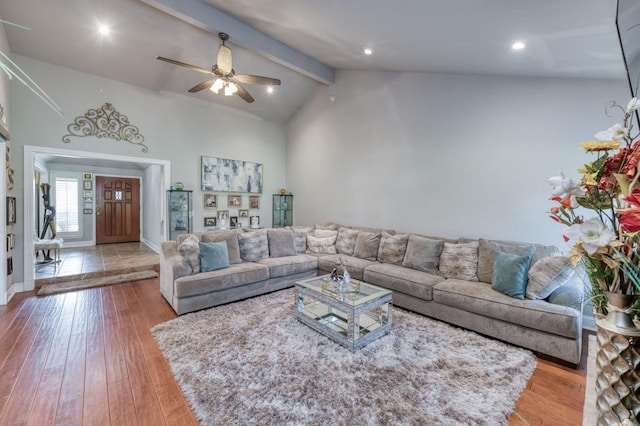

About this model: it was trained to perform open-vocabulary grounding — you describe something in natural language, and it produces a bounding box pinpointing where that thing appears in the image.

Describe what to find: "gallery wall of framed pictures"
[198,192,261,229]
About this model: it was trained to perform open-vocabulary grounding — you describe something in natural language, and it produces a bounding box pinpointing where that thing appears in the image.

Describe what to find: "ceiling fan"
[157,32,281,103]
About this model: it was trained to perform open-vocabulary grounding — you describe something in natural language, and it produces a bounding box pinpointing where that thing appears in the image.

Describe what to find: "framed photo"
[83,197,93,203]
[250,215,260,228]
[201,155,263,193]
[239,209,249,218]
[228,194,241,207]
[83,173,92,180]
[7,256,12,276]
[217,210,229,222]
[83,191,92,197]
[6,233,14,251]
[83,180,92,190]
[204,217,217,227]
[249,195,260,209]
[83,208,93,214]
[6,196,16,224]
[204,194,217,209]
[230,216,238,227]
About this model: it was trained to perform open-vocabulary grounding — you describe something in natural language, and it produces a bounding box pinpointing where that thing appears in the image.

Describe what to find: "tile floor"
[34,242,160,286]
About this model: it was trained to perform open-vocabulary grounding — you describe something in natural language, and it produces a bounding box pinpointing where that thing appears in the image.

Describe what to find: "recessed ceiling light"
[267,87,274,93]
[512,42,526,50]
[363,48,373,55]
[98,24,110,35]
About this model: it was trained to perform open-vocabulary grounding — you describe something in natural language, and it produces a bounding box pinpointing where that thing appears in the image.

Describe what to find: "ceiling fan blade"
[234,74,281,86]
[217,44,233,74]
[156,56,213,75]
[188,80,215,93]
[233,82,254,103]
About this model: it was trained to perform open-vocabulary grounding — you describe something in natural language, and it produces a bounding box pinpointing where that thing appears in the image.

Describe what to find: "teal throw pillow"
[491,251,532,299]
[199,241,230,272]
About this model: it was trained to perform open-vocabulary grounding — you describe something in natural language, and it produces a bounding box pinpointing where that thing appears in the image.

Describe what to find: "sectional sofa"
[159,224,585,364]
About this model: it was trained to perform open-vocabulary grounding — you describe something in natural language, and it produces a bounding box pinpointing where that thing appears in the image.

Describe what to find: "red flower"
[618,207,640,232]
[626,188,640,207]
[549,215,562,223]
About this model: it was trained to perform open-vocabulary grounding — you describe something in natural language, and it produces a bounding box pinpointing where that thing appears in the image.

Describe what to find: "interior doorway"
[96,176,141,244]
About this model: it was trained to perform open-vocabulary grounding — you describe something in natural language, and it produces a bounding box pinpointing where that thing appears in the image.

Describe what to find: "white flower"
[594,123,628,141]
[547,170,584,198]
[564,218,615,254]
[627,97,640,112]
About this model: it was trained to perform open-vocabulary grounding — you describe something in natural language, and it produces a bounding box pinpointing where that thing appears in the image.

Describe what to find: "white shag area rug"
[152,289,537,426]
[37,270,158,295]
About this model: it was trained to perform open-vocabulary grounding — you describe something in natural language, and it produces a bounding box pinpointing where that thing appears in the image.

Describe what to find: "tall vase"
[595,292,640,425]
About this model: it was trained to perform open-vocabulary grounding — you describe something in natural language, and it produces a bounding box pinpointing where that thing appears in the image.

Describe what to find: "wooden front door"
[96,176,141,244]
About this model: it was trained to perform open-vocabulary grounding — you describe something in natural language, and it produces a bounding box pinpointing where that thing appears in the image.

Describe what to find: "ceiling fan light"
[210,78,224,94]
[225,82,238,96]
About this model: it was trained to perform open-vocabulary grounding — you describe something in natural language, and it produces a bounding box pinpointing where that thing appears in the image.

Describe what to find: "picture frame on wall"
[204,194,217,209]
[228,194,241,207]
[6,233,14,251]
[250,216,260,228]
[204,217,217,227]
[217,210,229,223]
[6,196,16,224]
[83,208,93,214]
[83,173,92,180]
[83,191,92,197]
[239,209,249,218]
[83,180,92,190]
[230,216,238,228]
[201,155,263,193]
[7,256,12,276]
[249,195,260,209]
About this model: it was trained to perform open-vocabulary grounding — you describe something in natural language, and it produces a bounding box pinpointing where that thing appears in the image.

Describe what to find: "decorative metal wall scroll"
[62,103,148,152]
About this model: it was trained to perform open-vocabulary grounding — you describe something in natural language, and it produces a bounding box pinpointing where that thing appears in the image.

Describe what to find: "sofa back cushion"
[306,234,338,254]
[336,228,360,256]
[178,234,200,274]
[377,232,409,265]
[201,230,242,264]
[353,231,381,261]
[476,239,536,284]
[176,232,204,246]
[491,251,533,299]
[289,226,313,253]
[402,235,444,273]
[267,229,296,258]
[438,241,479,281]
[198,241,230,272]
[238,230,269,262]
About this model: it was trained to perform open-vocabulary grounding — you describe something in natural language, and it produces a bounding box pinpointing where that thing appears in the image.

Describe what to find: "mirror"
[616,0,640,127]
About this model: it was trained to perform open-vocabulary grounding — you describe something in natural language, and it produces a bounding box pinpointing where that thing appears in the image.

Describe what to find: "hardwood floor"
[0,278,588,425]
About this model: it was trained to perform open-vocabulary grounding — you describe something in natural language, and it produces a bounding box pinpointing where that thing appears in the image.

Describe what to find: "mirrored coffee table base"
[295,275,392,350]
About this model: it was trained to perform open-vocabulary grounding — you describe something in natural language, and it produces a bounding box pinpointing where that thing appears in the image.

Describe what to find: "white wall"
[10,55,287,285]
[0,23,11,303]
[286,70,630,248]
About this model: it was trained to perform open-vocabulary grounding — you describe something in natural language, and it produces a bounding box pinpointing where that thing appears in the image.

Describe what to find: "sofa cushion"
[306,235,337,254]
[353,231,381,261]
[255,254,319,278]
[317,254,377,280]
[377,232,409,265]
[363,263,445,301]
[438,241,479,281]
[290,226,313,253]
[267,229,296,258]
[477,239,535,284]
[174,262,269,298]
[238,230,269,262]
[526,256,576,300]
[178,234,200,274]
[336,228,360,256]
[402,235,444,274]
[433,279,580,339]
[491,251,533,299]
[176,232,204,246]
[198,241,230,272]
[314,229,338,238]
[201,230,242,264]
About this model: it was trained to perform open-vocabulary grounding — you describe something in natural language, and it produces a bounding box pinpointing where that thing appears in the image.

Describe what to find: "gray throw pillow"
[178,234,200,274]
[267,229,296,258]
[402,235,444,273]
[377,232,410,265]
[438,241,479,281]
[526,256,576,300]
[477,239,535,284]
[290,226,313,253]
[353,231,381,261]
[336,228,360,256]
[306,235,337,254]
[201,230,242,264]
[237,230,269,262]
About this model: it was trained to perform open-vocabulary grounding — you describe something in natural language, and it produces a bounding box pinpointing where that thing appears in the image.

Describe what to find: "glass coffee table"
[295,274,392,350]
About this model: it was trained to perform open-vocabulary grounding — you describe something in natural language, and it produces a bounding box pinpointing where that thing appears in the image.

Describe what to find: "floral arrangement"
[547,98,640,308]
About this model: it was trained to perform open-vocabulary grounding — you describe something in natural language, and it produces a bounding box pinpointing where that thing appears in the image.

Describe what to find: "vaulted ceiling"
[0,0,626,123]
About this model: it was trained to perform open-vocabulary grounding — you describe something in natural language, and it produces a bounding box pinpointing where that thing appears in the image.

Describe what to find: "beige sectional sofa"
[159,224,585,365]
